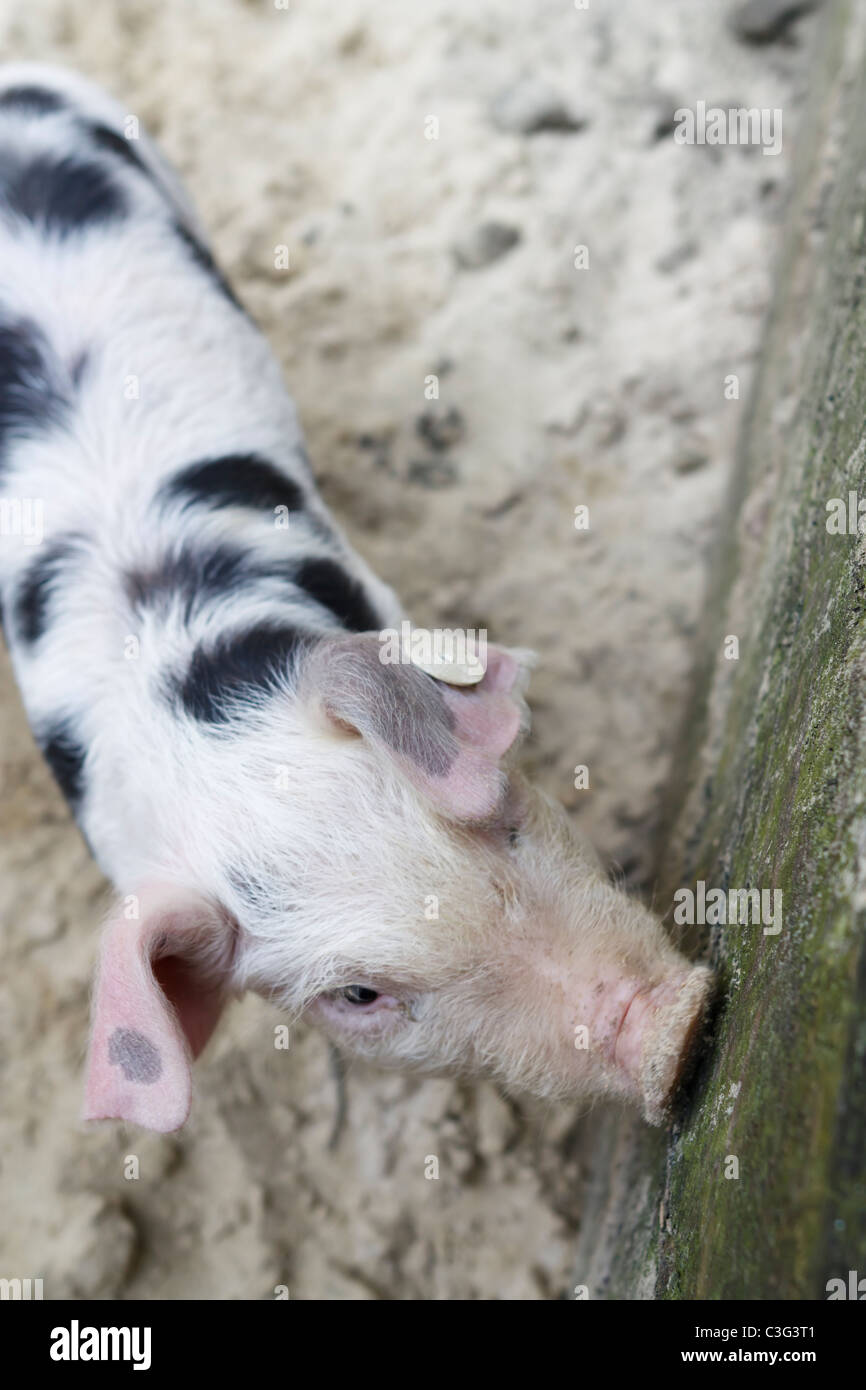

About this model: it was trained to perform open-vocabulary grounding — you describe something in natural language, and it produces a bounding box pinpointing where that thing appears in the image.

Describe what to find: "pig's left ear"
[300,633,533,821]
[83,888,235,1133]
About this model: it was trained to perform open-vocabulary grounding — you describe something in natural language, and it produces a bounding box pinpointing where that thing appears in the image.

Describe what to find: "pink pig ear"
[300,634,533,821]
[84,888,234,1133]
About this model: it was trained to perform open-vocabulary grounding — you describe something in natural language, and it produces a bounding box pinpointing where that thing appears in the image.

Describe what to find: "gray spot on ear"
[313,636,459,777]
[108,1027,162,1084]
[371,662,459,776]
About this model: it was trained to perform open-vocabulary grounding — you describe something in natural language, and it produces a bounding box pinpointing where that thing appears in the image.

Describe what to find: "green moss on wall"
[575,0,866,1299]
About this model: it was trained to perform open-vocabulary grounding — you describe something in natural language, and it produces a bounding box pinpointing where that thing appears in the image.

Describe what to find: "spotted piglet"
[0,64,711,1133]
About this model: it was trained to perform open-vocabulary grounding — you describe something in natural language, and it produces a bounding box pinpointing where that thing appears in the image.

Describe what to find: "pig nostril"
[340,985,380,1005]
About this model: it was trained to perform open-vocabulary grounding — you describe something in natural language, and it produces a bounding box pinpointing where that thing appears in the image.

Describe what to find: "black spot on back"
[88,121,152,179]
[0,86,66,116]
[0,317,67,467]
[174,220,245,313]
[158,453,305,518]
[39,721,87,807]
[175,624,306,724]
[14,537,82,644]
[0,151,126,233]
[295,556,382,633]
[125,542,296,624]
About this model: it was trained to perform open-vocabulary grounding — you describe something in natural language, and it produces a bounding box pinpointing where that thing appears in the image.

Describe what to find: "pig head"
[84,635,711,1132]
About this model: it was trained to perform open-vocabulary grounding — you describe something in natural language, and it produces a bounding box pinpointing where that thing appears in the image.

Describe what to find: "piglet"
[0,64,711,1133]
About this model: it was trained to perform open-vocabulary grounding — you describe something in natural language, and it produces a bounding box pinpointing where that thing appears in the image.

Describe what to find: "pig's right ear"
[299,633,533,821]
[83,888,235,1133]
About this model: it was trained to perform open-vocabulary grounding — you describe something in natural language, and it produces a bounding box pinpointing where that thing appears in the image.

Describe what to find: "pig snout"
[589,965,712,1123]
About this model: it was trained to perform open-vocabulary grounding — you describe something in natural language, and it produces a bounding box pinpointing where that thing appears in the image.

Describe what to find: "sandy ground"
[0,0,816,1299]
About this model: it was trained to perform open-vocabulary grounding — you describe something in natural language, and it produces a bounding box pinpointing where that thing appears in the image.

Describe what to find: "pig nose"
[613,966,712,1124]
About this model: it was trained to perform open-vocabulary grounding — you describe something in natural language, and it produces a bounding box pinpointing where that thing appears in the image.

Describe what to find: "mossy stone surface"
[574,0,866,1299]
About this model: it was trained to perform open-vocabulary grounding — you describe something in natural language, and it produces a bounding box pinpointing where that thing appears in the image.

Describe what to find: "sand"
[0,0,815,1299]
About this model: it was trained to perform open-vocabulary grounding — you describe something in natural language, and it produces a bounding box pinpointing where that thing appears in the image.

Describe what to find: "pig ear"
[83,889,235,1133]
[300,634,533,821]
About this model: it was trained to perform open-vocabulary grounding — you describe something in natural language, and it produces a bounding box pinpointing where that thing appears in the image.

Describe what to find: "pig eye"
[340,985,380,1005]
[507,825,520,848]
